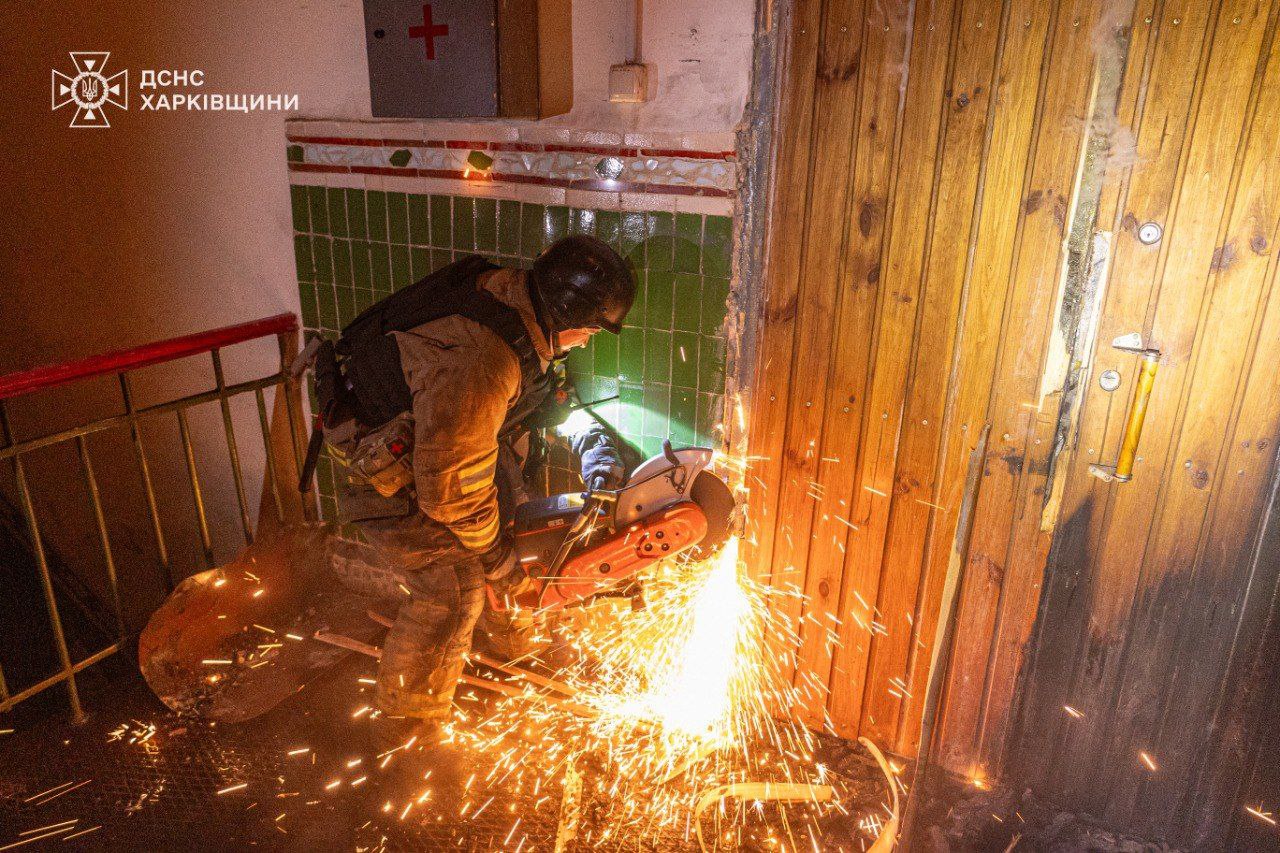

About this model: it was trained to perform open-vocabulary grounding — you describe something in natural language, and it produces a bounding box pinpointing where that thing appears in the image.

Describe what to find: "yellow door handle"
[1089,342,1160,484]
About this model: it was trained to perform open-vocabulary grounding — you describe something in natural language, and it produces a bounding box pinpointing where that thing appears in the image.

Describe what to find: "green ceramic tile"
[593,331,618,376]
[520,203,546,257]
[298,282,318,329]
[596,210,621,250]
[411,247,432,280]
[565,342,592,377]
[331,239,352,288]
[346,190,367,240]
[701,276,730,335]
[670,388,697,445]
[386,192,409,244]
[672,331,699,389]
[312,237,332,284]
[327,188,348,238]
[369,244,392,296]
[673,273,702,333]
[289,185,310,232]
[474,198,497,253]
[618,383,645,436]
[644,329,671,384]
[546,205,569,244]
[570,208,596,236]
[698,336,725,392]
[696,392,722,447]
[624,282,646,332]
[307,186,329,234]
[293,235,314,281]
[618,327,644,383]
[703,215,733,278]
[453,197,475,252]
[354,288,374,315]
[432,249,453,272]
[350,242,371,290]
[674,213,702,273]
[390,244,412,289]
[316,284,338,330]
[645,221,674,272]
[620,212,646,263]
[336,286,356,327]
[497,200,521,254]
[366,191,388,242]
[645,272,673,331]
[642,385,670,438]
[408,194,431,245]
[589,376,619,403]
[430,196,452,247]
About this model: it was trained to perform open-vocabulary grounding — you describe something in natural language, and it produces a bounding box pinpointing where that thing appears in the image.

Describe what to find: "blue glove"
[571,423,626,491]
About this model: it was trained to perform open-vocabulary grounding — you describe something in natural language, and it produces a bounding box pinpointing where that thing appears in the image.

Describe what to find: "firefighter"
[314,236,635,748]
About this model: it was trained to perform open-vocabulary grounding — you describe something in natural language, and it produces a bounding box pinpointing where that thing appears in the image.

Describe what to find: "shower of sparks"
[439,535,844,842]
[1246,805,1277,826]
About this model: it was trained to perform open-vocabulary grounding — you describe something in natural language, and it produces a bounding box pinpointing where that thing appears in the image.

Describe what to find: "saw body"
[498,445,734,611]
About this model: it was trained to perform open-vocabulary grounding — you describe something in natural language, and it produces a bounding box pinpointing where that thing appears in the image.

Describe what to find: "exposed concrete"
[724,0,788,454]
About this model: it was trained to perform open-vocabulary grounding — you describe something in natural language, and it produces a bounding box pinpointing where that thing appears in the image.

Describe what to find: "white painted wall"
[552,0,755,133]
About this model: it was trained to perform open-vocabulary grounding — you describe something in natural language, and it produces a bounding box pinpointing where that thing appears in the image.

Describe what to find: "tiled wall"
[289,185,731,516]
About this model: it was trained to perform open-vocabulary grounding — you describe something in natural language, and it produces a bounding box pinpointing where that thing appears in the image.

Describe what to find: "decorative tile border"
[285,121,738,217]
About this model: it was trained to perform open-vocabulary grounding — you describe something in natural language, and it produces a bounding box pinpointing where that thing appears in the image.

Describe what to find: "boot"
[368,716,471,803]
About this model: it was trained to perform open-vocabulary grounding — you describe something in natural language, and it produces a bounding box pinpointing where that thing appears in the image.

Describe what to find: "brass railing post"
[211,348,254,544]
[176,408,215,568]
[2,402,84,723]
[76,435,125,639]
[119,373,171,589]
[255,387,286,524]
[278,330,317,521]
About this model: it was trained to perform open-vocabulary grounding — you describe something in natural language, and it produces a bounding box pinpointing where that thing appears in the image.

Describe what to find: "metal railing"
[0,314,314,721]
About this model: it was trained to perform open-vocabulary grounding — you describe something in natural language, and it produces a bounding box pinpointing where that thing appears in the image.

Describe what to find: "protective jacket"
[333,257,558,561]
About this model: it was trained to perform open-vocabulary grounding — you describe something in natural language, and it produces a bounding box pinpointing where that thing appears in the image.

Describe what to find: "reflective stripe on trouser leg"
[375,555,486,719]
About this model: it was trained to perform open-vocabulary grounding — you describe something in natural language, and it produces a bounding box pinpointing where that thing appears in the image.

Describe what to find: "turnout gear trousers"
[336,262,559,720]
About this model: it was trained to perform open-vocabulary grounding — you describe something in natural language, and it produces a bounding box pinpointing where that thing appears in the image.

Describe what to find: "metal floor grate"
[0,654,885,851]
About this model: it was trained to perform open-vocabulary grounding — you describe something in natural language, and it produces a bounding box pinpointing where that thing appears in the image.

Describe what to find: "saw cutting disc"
[687,471,736,560]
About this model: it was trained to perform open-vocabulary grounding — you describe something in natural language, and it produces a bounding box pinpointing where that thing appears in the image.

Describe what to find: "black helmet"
[530,236,635,335]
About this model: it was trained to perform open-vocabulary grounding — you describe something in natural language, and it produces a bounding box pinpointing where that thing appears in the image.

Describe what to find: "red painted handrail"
[0,313,299,402]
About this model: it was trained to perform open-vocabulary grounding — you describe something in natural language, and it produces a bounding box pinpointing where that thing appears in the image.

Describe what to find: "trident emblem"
[52,52,127,128]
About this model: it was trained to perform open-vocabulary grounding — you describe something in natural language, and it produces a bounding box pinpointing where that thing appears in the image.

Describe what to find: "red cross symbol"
[408,4,449,61]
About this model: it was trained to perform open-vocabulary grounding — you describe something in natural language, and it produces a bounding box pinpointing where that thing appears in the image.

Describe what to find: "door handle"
[1089,334,1160,484]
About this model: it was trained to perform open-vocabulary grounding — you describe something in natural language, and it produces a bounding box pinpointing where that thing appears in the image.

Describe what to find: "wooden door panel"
[750,2,1280,843]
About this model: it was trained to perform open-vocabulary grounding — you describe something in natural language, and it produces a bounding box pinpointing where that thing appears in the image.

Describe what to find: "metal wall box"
[364,0,572,119]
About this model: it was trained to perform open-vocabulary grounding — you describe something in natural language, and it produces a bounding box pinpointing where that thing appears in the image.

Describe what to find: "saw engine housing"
[490,445,733,612]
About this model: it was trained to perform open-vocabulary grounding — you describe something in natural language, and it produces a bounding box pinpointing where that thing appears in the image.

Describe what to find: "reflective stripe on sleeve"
[454,512,500,550]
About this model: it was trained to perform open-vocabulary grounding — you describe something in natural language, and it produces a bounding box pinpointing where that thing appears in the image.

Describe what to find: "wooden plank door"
[1001,0,1280,844]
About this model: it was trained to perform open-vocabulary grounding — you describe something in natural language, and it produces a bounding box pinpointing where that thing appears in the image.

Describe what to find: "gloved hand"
[571,423,626,491]
[478,532,517,582]
[581,445,625,491]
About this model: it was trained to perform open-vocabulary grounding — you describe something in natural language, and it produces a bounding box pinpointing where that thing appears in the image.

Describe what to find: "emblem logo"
[51,52,128,128]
